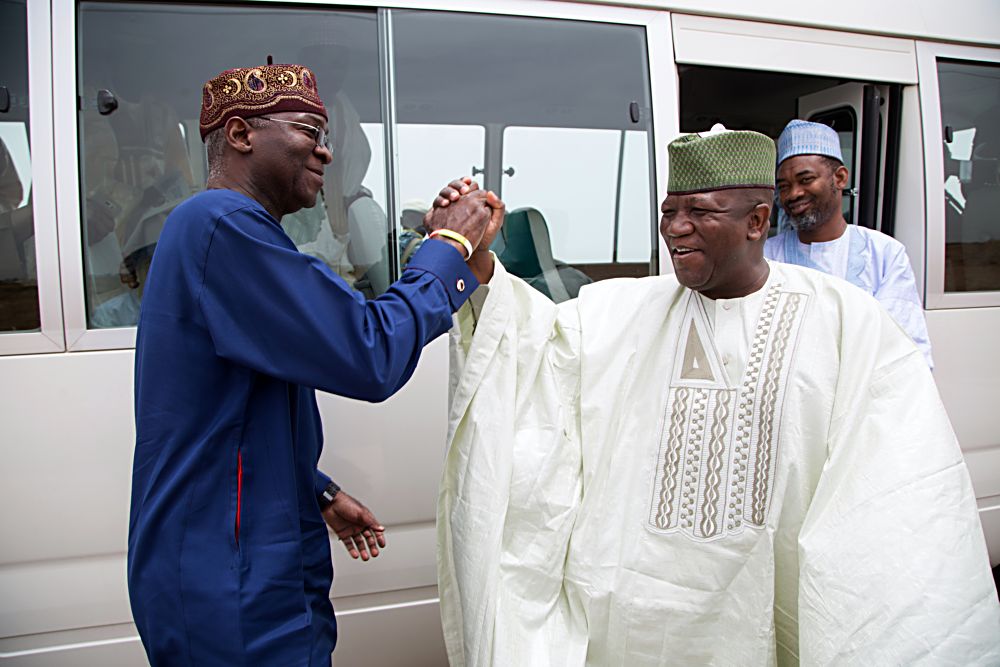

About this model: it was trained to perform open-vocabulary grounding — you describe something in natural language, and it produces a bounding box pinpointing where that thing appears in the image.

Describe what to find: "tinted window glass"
[393,11,655,302]
[396,124,485,267]
[939,59,1000,292]
[0,0,40,332]
[78,3,385,328]
[502,127,651,262]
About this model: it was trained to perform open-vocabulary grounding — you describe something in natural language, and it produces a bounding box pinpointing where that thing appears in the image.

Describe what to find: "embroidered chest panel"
[647,284,808,541]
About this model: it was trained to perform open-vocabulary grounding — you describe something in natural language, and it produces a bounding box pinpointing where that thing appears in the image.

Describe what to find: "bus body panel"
[2,2,998,665]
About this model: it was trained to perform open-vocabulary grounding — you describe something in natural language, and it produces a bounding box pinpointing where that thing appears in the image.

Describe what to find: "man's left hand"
[322,491,386,561]
[428,178,505,283]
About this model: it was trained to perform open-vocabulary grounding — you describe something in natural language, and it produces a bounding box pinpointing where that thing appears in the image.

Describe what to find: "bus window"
[0,0,39,333]
[939,59,1000,292]
[393,11,655,302]
[503,127,650,266]
[395,123,486,266]
[76,2,386,329]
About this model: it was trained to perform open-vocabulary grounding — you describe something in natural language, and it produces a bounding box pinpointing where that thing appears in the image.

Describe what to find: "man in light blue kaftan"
[764,119,933,368]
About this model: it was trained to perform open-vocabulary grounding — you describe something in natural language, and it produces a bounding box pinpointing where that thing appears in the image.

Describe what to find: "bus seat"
[493,207,592,303]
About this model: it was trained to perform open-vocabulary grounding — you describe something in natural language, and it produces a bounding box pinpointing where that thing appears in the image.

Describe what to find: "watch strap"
[320,480,341,508]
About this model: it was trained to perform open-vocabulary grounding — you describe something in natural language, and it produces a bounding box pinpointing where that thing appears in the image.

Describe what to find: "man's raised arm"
[432,181,588,666]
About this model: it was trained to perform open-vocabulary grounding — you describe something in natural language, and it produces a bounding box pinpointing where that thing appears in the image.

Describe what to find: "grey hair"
[205,117,268,181]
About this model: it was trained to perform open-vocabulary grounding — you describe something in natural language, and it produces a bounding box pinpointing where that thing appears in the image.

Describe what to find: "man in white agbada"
[434,127,1000,666]
[764,120,933,369]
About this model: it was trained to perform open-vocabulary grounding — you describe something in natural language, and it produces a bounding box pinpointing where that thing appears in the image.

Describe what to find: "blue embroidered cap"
[777,119,843,166]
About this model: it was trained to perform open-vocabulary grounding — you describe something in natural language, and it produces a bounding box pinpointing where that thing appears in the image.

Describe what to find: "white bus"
[1,1,997,664]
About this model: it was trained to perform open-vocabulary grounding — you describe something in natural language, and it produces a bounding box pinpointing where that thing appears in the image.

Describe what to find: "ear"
[832,164,850,190]
[747,202,770,241]
[224,117,254,154]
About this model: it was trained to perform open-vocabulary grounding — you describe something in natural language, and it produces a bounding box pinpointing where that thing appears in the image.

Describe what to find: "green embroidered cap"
[667,125,776,195]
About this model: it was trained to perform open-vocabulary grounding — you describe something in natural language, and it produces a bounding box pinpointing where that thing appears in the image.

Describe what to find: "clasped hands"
[424,177,505,284]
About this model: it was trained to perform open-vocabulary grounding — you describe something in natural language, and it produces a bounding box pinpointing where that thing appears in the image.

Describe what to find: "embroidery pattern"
[679,390,708,530]
[654,387,689,529]
[648,286,806,541]
[199,64,324,137]
[700,391,732,538]
[729,286,781,530]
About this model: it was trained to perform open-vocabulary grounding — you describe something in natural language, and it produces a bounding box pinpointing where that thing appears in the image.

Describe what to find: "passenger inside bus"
[281,43,389,298]
[90,240,155,329]
[78,35,395,324]
[79,60,196,327]
[398,199,429,268]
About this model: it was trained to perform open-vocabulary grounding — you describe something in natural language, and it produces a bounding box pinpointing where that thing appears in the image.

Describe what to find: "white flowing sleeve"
[797,308,1000,665]
[439,259,586,667]
[872,241,934,370]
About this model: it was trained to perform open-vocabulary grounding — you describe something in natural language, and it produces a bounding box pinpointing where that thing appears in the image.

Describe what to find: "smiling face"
[249,111,332,218]
[776,155,848,232]
[660,188,772,299]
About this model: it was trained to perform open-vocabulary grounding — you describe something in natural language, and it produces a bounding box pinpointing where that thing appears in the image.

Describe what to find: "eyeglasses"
[259,116,330,150]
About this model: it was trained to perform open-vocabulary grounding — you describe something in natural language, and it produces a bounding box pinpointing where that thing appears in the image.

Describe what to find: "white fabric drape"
[439,259,999,666]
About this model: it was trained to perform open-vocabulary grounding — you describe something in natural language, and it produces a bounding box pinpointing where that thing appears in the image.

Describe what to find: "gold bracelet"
[428,229,473,260]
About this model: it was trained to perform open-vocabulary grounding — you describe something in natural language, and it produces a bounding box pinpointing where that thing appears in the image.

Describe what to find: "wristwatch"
[320,480,341,509]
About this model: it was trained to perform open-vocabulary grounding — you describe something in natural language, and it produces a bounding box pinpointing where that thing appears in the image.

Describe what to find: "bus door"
[798,83,893,231]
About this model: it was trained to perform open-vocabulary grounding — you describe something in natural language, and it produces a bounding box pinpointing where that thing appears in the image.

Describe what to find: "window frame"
[918,41,1000,309]
[49,0,672,352]
[382,2,676,276]
[53,0,132,351]
[671,14,919,84]
[0,0,65,356]
[54,0,395,350]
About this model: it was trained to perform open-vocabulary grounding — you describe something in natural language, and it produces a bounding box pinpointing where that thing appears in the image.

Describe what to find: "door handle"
[97,89,118,115]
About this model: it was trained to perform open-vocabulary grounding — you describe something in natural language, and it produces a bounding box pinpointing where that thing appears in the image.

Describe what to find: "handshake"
[424,177,506,283]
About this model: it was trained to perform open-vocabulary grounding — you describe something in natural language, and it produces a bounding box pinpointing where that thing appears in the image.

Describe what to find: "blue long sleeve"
[199,201,475,400]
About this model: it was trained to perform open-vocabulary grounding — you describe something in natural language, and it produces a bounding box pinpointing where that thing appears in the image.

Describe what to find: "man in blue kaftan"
[127,62,498,666]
